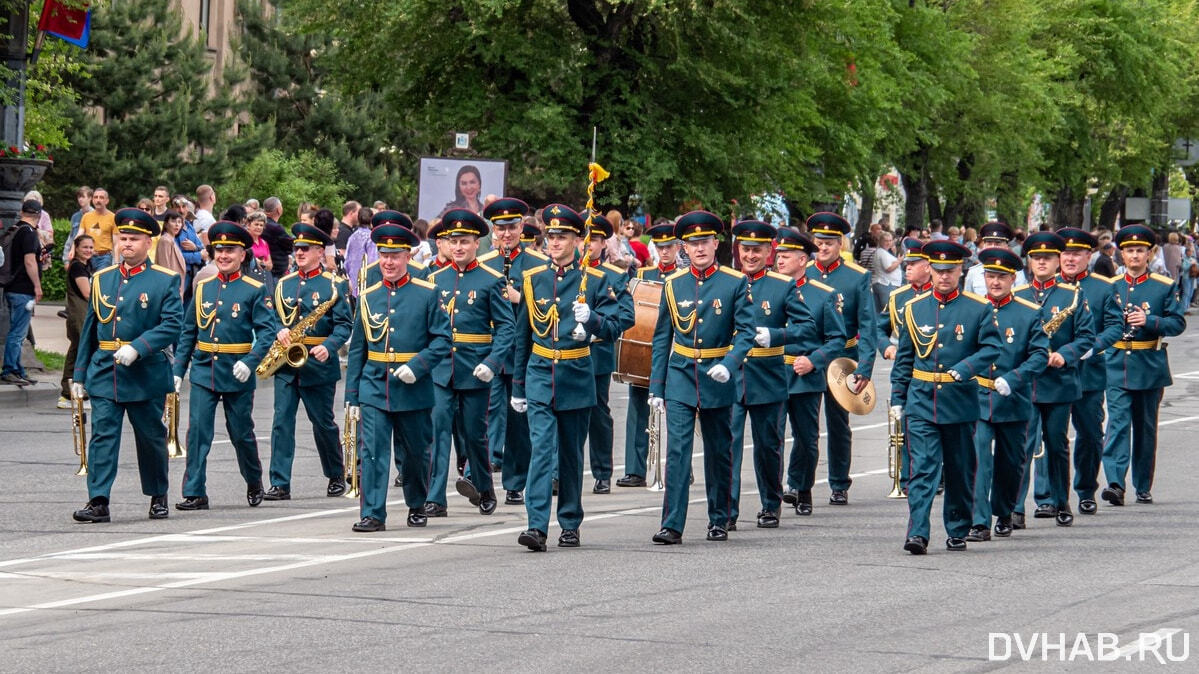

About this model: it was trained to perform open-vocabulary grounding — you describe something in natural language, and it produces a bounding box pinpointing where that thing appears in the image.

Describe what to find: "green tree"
[219,147,349,220]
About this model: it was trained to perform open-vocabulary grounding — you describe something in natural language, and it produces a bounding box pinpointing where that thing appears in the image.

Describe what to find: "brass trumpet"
[887,406,905,498]
[164,392,185,458]
[645,403,664,492]
[70,381,88,476]
[342,406,360,499]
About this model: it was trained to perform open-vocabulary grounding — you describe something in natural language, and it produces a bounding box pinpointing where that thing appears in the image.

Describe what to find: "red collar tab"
[120,261,148,278]
[217,271,241,283]
[933,289,959,303]
[506,247,521,261]
[1031,277,1056,291]
[1125,272,1149,285]
[794,276,807,288]
[433,258,451,269]
[1060,271,1087,283]
[691,264,718,280]
[747,268,768,282]
[658,263,676,274]
[451,259,479,273]
[298,267,322,280]
[990,294,1012,308]
[815,258,841,274]
[913,281,932,293]
[383,274,410,290]
[587,258,601,268]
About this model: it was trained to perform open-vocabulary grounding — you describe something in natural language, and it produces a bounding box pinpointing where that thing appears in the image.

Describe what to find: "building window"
[199,0,211,37]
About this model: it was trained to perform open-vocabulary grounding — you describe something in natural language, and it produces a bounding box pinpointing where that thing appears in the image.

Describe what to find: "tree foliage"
[219,147,349,220]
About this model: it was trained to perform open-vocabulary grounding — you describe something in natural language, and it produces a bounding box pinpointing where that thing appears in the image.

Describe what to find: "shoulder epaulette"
[665,268,689,282]
[1013,296,1040,311]
[479,264,504,279]
[889,285,911,298]
[1013,283,1031,293]
[241,276,264,289]
[362,281,382,295]
[428,265,450,280]
[150,264,179,277]
[409,260,425,271]
[1150,273,1175,285]
[196,275,217,287]
[602,261,625,275]
[717,266,745,279]
[636,267,649,280]
[410,277,435,290]
[278,270,299,283]
[962,291,988,304]
[525,248,548,260]
[766,271,792,284]
[478,250,500,262]
[526,264,550,276]
[805,260,817,268]
[1057,282,1077,291]
[906,291,932,307]
[844,260,868,274]
[1095,273,1117,284]
[808,279,834,293]
[321,271,336,281]
[94,263,121,278]
[585,267,605,279]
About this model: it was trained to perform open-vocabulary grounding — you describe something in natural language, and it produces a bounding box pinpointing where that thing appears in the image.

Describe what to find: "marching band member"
[480,198,547,506]
[1101,224,1185,506]
[1014,232,1094,528]
[511,204,620,550]
[1055,227,1117,514]
[344,223,452,531]
[263,223,353,501]
[890,241,1000,554]
[728,220,811,529]
[427,209,514,516]
[879,238,932,362]
[363,211,429,289]
[618,222,681,489]
[805,212,877,506]
[775,228,846,517]
[174,222,278,510]
[967,248,1047,542]
[580,214,636,495]
[71,208,183,523]
[649,211,755,544]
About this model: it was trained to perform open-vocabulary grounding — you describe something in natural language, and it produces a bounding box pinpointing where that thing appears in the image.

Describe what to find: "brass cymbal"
[826,357,877,415]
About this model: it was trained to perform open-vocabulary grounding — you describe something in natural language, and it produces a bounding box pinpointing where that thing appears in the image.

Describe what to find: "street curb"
[0,382,61,407]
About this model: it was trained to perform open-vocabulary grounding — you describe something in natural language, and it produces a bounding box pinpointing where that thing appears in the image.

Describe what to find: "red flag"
[38,0,90,46]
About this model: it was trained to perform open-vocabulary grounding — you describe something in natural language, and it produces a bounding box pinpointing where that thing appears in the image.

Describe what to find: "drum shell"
[613,278,662,387]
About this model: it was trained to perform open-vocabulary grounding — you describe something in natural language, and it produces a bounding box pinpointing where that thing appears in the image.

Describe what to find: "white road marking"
[1159,415,1199,427]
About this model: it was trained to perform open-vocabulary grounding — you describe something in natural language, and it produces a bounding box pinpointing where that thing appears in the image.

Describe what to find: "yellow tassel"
[588,162,610,184]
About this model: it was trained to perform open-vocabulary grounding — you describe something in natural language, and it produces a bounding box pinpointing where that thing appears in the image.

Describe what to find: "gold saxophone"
[257,288,340,378]
[1042,288,1080,336]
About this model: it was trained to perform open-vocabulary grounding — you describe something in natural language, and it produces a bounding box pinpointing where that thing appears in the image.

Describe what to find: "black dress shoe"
[479,491,498,515]
[57,309,69,319]
[352,516,385,532]
[994,518,1013,537]
[406,508,427,527]
[263,486,291,501]
[175,496,209,511]
[756,510,779,528]
[422,502,447,517]
[795,503,813,516]
[1136,491,1153,504]
[456,458,466,477]
[455,477,481,506]
[552,478,558,496]
[1101,483,1125,506]
[73,499,110,523]
[616,474,646,487]
[965,525,990,542]
[1011,512,1026,529]
[946,537,967,551]
[148,495,169,520]
[725,519,737,531]
[558,529,580,547]
[828,490,848,505]
[706,524,728,541]
[505,490,524,505]
[1056,509,1074,527]
[247,483,265,507]
[652,528,682,545]
[327,478,347,498]
[1033,503,1057,518]
[518,528,547,551]
[593,479,611,494]
[903,536,928,555]
[782,488,799,505]
[1079,499,1098,514]
[393,475,404,488]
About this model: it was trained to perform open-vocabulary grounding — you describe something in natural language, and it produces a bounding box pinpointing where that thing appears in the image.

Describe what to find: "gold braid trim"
[904,302,938,359]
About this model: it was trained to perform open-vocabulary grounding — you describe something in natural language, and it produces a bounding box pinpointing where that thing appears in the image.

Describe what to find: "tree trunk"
[1052,184,1085,228]
[855,178,875,237]
[900,146,930,231]
[1150,170,1169,227]
[1098,185,1127,231]
[995,170,1020,227]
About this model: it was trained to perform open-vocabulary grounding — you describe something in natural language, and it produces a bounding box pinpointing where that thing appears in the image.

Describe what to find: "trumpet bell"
[826,357,877,415]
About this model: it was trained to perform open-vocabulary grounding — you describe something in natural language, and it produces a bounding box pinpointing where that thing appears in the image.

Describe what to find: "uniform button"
[553,338,559,343]
[452,347,457,352]
[388,347,394,353]
[222,285,227,289]
[698,339,704,344]
[697,300,703,305]
[939,304,945,309]
[116,317,122,321]
[453,309,459,314]
[389,309,395,314]
[459,272,464,277]
[390,291,396,297]
[216,319,221,323]
[117,296,123,301]
[698,318,704,324]
[455,290,461,295]
[218,301,223,306]
[213,355,219,361]
[698,281,704,286]
[389,328,394,333]
[936,384,942,390]
[214,337,220,341]
[300,281,305,287]
[554,297,559,302]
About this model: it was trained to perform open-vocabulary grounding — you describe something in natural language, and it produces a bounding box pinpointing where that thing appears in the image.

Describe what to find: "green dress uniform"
[1101,226,1186,503]
[776,230,846,512]
[512,205,621,547]
[804,212,877,501]
[968,249,1048,535]
[72,209,183,522]
[890,241,1000,551]
[175,223,278,506]
[266,224,353,497]
[1013,233,1095,523]
[650,211,756,542]
[1056,228,1118,510]
[480,198,548,500]
[345,225,453,528]
[426,210,515,513]
[622,256,678,484]
[729,221,812,527]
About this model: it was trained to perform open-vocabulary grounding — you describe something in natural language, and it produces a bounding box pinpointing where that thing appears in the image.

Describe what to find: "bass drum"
[613,278,662,388]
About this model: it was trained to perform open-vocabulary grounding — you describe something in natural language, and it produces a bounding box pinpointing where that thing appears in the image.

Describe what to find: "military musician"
[71,208,184,523]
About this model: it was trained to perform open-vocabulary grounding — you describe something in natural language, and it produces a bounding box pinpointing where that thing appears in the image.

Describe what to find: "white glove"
[572,301,591,324]
[174,376,183,394]
[346,404,361,422]
[1080,348,1093,361]
[889,405,903,422]
[571,325,587,341]
[232,361,251,383]
[947,369,962,382]
[510,397,527,413]
[994,377,1012,397]
[754,327,771,347]
[71,382,86,400]
[648,395,665,411]
[706,364,730,383]
[473,363,494,383]
[113,344,139,366]
[394,365,416,384]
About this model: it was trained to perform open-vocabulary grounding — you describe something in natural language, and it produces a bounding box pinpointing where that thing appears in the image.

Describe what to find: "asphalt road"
[5,331,1199,671]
